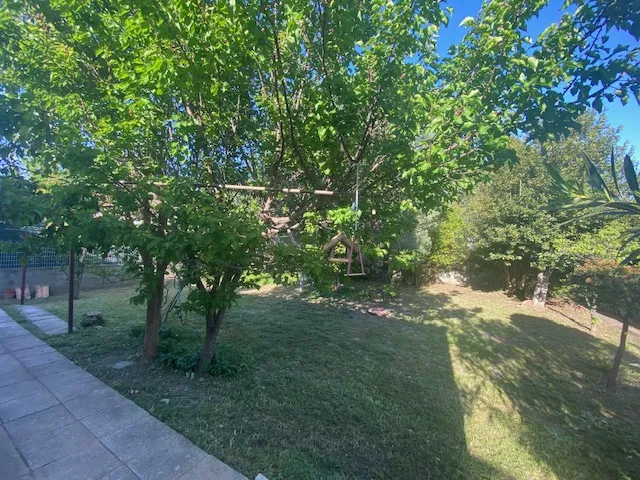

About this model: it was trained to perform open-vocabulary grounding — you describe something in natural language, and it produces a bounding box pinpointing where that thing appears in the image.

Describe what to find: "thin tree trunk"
[143,272,165,360]
[198,308,226,372]
[607,318,629,390]
[532,269,552,308]
[73,257,85,300]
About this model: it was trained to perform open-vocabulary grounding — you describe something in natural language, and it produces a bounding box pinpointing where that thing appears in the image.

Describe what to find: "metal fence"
[0,248,123,270]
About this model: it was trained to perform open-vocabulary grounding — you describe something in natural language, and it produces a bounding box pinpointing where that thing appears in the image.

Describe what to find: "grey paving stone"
[102,418,175,462]
[0,325,30,339]
[48,376,105,403]
[177,456,248,480]
[32,320,64,330]
[64,386,125,420]
[13,345,55,360]
[80,398,151,438]
[38,367,94,388]
[13,307,68,336]
[1,335,46,352]
[34,320,66,331]
[32,442,122,480]
[41,327,68,336]
[0,368,33,388]
[5,405,76,444]
[0,379,48,404]
[127,432,209,480]
[19,420,100,469]
[19,350,66,368]
[0,427,29,480]
[112,360,134,370]
[99,465,141,480]
[0,389,59,422]
[0,354,24,374]
[27,358,76,378]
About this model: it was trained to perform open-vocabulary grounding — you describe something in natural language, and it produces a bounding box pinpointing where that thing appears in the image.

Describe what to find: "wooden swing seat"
[323,232,366,277]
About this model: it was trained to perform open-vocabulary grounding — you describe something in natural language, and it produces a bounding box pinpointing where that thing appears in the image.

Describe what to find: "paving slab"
[18,420,101,470]
[126,432,209,480]
[0,380,49,404]
[0,307,248,480]
[13,345,56,360]
[102,418,175,462]
[27,359,76,378]
[19,351,67,368]
[1,335,47,352]
[178,456,249,480]
[0,354,24,374]
[5,405,76,444]
[32,443,121,480]
[99,466,140,480]
[0,389,60,422]
[0,324,30,339]
[0,426,30,480]
[13,306,68,336]
[0,369,33,388]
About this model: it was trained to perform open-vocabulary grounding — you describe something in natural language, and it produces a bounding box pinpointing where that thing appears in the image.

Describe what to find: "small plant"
[158,338,199,372]
[128,324,145,339]
[205,343,250,376]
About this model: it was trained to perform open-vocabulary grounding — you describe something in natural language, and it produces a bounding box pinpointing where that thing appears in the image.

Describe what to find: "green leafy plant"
[548,151,640,265]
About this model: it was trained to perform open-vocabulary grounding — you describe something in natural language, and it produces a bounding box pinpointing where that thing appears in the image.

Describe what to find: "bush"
[568,259,640,322]
[158,336,251,376]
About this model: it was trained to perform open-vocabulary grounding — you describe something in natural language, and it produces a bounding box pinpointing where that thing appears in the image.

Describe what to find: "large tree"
[1,0,638,364]
[435,113,636,298]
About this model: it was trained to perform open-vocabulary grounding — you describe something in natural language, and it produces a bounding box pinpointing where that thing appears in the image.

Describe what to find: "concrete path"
[0,308,247,480]
[13,306,69,336]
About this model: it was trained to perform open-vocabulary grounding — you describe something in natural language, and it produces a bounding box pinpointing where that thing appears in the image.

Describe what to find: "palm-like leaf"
[548,153,640,265]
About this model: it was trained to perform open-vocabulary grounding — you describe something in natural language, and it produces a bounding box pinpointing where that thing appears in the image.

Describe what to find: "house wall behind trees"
[0,264,132,298]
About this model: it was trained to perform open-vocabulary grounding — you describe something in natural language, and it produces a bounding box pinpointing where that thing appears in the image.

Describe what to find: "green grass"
[5,283,640,479]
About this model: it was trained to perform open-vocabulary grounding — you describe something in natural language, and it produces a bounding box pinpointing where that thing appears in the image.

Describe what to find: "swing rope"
[354,161,360,236]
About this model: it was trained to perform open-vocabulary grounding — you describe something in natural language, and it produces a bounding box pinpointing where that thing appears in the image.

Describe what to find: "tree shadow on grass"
[213,289,505,479]
[450,313,640,480]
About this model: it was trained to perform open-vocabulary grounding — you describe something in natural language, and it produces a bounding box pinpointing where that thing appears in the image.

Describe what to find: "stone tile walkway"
[13,306,69,335]
[0,308,248,480]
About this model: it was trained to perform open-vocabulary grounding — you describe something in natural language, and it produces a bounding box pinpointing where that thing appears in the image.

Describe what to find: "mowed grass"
[5,282,640,479]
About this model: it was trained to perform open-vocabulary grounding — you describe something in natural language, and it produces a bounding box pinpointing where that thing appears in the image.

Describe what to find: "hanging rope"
[354,162,360,237]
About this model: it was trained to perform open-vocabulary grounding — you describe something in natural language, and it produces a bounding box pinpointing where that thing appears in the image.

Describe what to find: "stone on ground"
[81,311,105,327]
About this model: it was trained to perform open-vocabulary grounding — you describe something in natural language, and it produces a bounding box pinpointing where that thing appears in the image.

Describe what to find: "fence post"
[20,232,27,305]
[68,249,75,333]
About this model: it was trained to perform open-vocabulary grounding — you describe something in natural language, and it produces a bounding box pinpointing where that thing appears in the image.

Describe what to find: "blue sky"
[436,0,639,157]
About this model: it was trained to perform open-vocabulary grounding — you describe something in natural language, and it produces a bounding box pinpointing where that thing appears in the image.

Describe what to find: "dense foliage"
[1,0,638,363]
[429,114,638,297]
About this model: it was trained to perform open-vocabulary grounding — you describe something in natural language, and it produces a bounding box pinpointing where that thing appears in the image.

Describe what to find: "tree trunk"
[607,318,629,390]
[73,257,85,300]
[532,269,552,308]
[143,274,165,360]
[197,308,226,372]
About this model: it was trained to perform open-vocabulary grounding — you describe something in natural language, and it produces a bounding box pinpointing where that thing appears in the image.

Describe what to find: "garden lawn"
[5,283,640,479]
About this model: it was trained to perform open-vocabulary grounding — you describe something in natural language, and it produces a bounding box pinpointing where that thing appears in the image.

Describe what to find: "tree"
[569,260,640,390]
[434,113,633,299]
[172,188,266,371]
[1,0,638,364]
[548,152,640,265]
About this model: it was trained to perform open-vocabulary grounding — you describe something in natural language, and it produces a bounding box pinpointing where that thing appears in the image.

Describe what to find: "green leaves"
[622,154,640,205]
[459,16,475,27]
[549,150,640,265]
